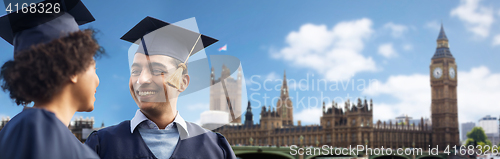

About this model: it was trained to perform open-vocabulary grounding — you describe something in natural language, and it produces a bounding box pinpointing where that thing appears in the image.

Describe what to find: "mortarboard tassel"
[167,34,201,90]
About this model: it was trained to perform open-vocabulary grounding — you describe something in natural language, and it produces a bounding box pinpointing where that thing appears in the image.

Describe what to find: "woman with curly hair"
[0,0,103,158]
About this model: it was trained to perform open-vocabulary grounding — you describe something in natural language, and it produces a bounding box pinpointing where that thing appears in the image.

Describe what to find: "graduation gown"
[85,120,236,159]
[0,108,99,159]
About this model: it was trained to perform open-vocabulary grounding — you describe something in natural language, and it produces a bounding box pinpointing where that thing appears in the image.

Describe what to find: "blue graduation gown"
[85,120,236,159]
[0,108,99,159]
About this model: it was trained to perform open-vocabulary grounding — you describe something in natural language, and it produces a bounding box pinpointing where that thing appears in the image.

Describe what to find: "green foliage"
[465,138,475,146]
[463,127,498,153]
[476,141,499,153]
[486,140,492,146]
[466,127,488,143]
[478,142,490,152]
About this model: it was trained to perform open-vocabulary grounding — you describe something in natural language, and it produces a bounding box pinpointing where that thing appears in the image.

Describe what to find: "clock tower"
[430,24,459,149]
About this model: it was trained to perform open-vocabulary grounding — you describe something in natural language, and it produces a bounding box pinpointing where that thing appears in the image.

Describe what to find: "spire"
[437,23,448,41]
[210,66,215,85]
[246,101,251,112]
[280,70,289,98]
[221,64,231,79]
[432,24,454,59]
[245,101,253,126]
[277,70,292,125]
[237,66,242,80]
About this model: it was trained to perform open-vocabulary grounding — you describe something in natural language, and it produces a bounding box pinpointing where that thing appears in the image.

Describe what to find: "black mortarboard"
[120,16,218,63]
[121,16,218,89]
[0,0,94,54]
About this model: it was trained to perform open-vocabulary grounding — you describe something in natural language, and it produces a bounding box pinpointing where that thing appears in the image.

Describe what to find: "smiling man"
[84,17,236,159]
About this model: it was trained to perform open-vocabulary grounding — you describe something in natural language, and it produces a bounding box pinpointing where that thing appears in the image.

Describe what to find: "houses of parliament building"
[213,25,460,150]
[0,25,460,150]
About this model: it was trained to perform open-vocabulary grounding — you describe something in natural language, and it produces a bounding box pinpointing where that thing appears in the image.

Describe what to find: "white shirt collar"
[130,109,189,138]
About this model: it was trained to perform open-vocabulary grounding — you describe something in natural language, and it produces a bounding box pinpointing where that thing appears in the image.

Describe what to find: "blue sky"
[1,0,500,131]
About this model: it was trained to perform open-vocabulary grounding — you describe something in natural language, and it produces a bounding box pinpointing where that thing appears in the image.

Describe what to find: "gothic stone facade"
[210,65,243,123]
[215,99,433,149]
[214,25,459,150]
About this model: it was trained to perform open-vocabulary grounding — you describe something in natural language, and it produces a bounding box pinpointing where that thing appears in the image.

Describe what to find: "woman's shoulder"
[0,108,99,159]
[0,108,75,141]
[2,108,61,131]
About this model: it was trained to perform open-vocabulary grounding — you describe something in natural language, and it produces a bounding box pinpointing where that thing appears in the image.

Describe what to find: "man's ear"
[70,75,78,84]
[178,74,190,92]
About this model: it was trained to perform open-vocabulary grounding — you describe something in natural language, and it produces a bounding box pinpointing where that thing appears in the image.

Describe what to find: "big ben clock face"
[433,67,442,79]
[449,67,456,79]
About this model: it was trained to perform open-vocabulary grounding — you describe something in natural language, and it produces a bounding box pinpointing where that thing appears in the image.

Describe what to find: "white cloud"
[492,34,500,46]
[384,22,408,38]
[265,72,280,81]
[294,107,322,124]
[403,44,413,51]
[425,21,441,31]
[450,0,494,38]
[271,18,376,81]
[363,74,430,121]
[288,82,308,91]
[362,66,500,124]
[187,103,209,111]
[456,66,500,122]
[378,43,398,58]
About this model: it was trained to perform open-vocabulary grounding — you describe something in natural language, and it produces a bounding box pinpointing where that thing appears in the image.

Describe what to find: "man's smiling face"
[129,53,182,113]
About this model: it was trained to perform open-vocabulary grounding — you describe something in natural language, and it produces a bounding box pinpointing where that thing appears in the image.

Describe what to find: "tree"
[477,142,494,153]
[465,127,491,146]
[467,127,488,142]
[465,138,475,146]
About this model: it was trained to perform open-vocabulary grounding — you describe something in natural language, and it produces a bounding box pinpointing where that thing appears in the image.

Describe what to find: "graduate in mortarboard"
[84,17,236,159]
[0,0,103,158]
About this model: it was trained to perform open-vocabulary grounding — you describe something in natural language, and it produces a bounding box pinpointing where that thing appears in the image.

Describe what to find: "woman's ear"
[179,74,190,92]
[70,75,78,84]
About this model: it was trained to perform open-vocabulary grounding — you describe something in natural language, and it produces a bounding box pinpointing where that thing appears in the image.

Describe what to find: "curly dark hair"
[0,29,105,105]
